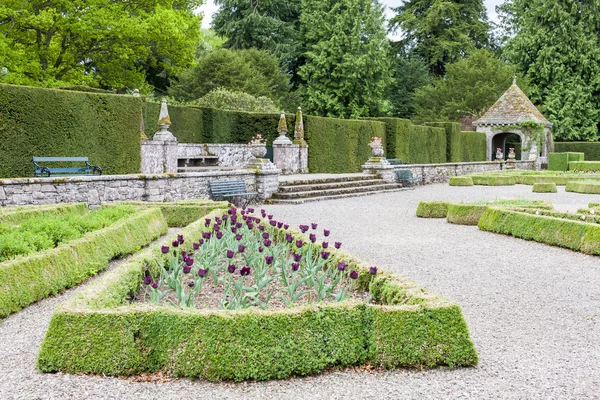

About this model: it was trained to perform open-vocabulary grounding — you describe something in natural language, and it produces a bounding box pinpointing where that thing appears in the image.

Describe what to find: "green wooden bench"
[33,157,102,177]
[396,169,419,187]
[209,179,258,205]
[388,158,410,165]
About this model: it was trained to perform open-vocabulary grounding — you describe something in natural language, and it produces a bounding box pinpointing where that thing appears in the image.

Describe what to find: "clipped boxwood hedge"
[113,200,228,227]
[548,152,584,171]
[426,122,486,163]
[471,175,516,186]
[449,176,474,186]
[532,183,558,193]
[0,208,168,318]
[568,161,600,172]
[0,203,88,225]
[374,118,446,164]
[0,84,142,178]
[446,200,553,226]
[554,142,600,161]
[37,209,478,381]
[416,201,451,218]
[565,180,600,194]
[478,207,600,255]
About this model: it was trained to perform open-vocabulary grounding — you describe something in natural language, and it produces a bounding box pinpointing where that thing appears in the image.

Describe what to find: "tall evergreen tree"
[389,0,491,76]
[502,0,600,141]
[388,55,431,118]
[299,0,390,118]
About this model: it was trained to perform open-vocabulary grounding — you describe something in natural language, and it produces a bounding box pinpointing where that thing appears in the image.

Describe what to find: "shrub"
[471,175,516,186]
[566,181,600,194]
[446,199,552,226]
[426,122,486,162]
[195,88,278,113]
[113,200,228,227]
[416,201,450,218]
[449,176,474,186]
[554,142,600,161]
[0,203,87,225]
[548,152,584,171]
[568,161,600,172]
[532,183,558,193]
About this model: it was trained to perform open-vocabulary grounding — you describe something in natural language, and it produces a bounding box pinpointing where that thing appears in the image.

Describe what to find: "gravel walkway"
[1,184,599,399]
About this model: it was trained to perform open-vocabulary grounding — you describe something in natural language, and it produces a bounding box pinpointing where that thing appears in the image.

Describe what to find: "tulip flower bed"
[38,206,479,382]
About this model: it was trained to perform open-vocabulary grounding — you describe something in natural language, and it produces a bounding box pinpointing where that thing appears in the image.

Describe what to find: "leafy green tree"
[212,0,301,73]
[0,0,202,90]
[390,0,491,76]
[299,0,390,119]
[501,0,600,141]
[168,48,292,107]
[413,49,523,122]
[195,88,278,113]
[388,55,431,118]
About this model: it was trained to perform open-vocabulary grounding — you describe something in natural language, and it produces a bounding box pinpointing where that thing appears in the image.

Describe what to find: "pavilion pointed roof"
[474,79,552,128]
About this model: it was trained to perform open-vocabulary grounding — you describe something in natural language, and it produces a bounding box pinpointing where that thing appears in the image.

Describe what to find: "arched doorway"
[491,132,522,160]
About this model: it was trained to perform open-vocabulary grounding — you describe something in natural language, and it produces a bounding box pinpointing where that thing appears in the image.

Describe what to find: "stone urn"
[508,147,516,160]
[250,144,267,158]
[371,146,384,157]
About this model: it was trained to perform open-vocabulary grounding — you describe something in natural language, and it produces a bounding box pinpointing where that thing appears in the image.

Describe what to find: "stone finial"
[273,110,292,145]
[513,75,517,86]
[293,106,306,145]
[153,98,176,142]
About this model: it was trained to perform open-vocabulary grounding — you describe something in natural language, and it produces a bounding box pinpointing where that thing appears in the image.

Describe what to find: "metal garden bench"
[396,170,419,187]
[209,179,258,205]
[33,157,102,177]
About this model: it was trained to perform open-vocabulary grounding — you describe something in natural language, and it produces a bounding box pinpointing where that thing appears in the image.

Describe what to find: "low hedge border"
[416,201,451,218]
[0,203,88,225]
[568,161,600,172]
[113,200,228,227]
[38,208,478,381]
[532,183,557,193]
[0,208,168,318]
[514,208,600,225]
[471,175,516,186]
[478,207,600,255]
[449,176,474,186]
[446,200,553,226]
[565,180,600,194]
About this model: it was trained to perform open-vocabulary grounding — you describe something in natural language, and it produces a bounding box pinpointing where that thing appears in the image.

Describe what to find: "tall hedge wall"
[426,123,486,163]
[554,142,600,161]
[305,116,386,173]
[0,84,142,178]
[374,118,446,164]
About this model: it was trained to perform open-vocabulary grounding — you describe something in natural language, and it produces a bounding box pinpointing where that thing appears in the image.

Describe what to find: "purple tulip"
[285,233,293,243]
[181,251,187,258]
[227,208,234,215]
[236,222,243,229]
[337,262,347,272]
[300,225,308,233]
[262,232,270,240]
[231,227,237,233]
[268,220,275,227]
[293,253,302,262]
[350,270,358,280]
[172,240,179,247]
[238,245,246,253]
[265,255,274,265]
[248,208,254,213]
[222,215,228,221]
[369,266,378,275]
[161,245,169,254]
[143,277,152,285]
[236,234,243,241]
[188,281,195,288]
[185,257,194,266]
[242,215,248,221]
[240,210,245,216]
[263,239,272,247]
[258,225,265,231]
[183,265,191,274]
[309,234,317,243]
[215,217,221,224]
[213,224,220,232]
[284,224,289,230]
[334,242,342,249]
[202,232,211,240]
[311,223,318,230]
[226,249,235,259]
[198,268,207,278]
[324,229,330,237]
[258,246,264,253]
[177,234,184,244]
[267,214,272,220]
[291,262,300,271]
[322,242,329,249]
[240,266,251,276]
[151,283,159,289]
[296,240,303,248]
[216,231,223,240]
[321,251,330,260]
[247,223,254,230]
[205,218,211,225]
[277,222,283,228]
[228,264,237,273]
[199,239,204,245]
[193,242,200,250]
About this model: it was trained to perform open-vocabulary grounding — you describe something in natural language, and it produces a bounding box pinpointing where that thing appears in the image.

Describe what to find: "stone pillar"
[362,158,396,182]
[247,158,280,201]
[294,107,309,174]
[140,98,178,174]
[273,143,302,174]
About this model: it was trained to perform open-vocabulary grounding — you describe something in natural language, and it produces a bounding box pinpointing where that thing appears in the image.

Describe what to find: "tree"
[195,88,278,113]
[299,0,390,119]
[0,0,202,90]
[212,0,302,73]
[389,0,492,76]
[168,48,292,107]
[387,55,431,118]
[413,49,523,122]
[501,0,600,141]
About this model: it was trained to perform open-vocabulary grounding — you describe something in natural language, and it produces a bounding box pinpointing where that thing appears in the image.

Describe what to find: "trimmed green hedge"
[554,142,600,161]
[471,175,516,186]
[0,84,142,178]
[532,183,558,193]
[568,161,600,172]
[446,200,553,226]
[38,208,478,380]
[374,118,445,164]
[0,203,87,225]
[449,176,474,186]
[0,208,167,318]
[478,207,600,255]
[416,201,450,218]
[426,123,486,163]
[517,174,600,186]
[305,116,386,173]
[548,152,584,171]
[566,180,600,194]
[114,200,228,227]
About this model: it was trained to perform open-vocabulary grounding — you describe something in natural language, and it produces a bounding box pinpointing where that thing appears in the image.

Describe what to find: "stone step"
[271,183,404,200]
[278,174,378,187]
[266,187,412,205]
[278,179,388,193]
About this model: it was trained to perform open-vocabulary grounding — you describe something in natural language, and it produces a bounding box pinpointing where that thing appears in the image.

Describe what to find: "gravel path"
[1,184,599,399]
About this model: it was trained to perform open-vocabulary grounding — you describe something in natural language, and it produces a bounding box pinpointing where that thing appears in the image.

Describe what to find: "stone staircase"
[266,175,408,204]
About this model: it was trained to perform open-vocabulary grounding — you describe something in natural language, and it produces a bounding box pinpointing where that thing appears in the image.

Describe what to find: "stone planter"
[250,144,267,158]
[371,146,384,157]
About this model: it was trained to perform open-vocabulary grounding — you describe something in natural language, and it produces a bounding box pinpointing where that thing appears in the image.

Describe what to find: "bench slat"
[33,157,89,162]
[37,168,91,173]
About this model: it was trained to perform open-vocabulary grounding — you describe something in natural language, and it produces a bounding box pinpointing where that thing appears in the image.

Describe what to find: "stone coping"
[178,143,248,148]
[393,160,534,168]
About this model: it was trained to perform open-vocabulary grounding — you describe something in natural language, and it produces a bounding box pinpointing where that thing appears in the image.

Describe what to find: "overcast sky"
[199,0,506,29]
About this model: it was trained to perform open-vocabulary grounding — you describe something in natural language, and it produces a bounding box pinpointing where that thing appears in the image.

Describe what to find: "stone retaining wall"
[177,144,252,168]
[394,161,536,184]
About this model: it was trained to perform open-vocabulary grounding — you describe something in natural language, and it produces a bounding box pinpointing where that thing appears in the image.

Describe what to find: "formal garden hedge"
[568,161,600,172]
[0,84,142,178]
[445,200,553,226]
[555,142,600,161]
[471,175,516,186]
[0,203,87,225]
[478,208,600,255]
[114,200,228,227]
[37,208,478,381]
[532,183,557,193]
[374,118,446,164]
[548,152,584,171]
[426,123,486,163]
[0,207,168,318]
[565,180,600,194]
[449,176,474,186]
[416,201,450,218]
